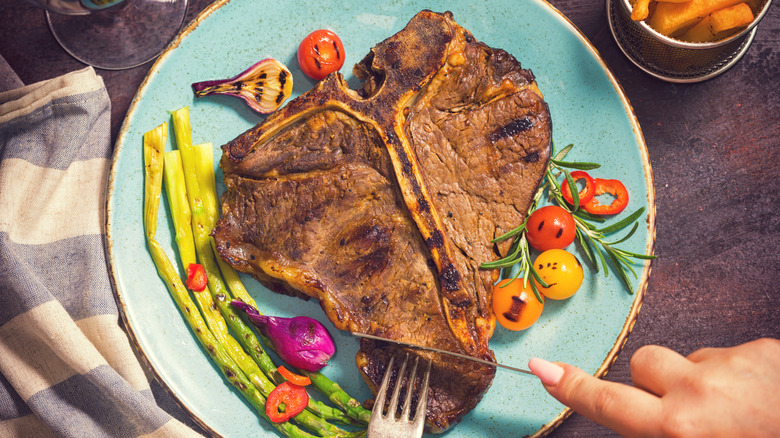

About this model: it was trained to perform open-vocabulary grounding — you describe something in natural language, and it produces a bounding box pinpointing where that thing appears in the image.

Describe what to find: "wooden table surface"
[1,0,778,436]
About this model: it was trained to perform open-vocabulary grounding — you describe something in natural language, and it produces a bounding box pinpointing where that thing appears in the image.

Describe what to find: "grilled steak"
[213,10,552,432]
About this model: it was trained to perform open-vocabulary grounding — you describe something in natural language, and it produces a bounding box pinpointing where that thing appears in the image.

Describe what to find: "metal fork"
[368,353,432,438]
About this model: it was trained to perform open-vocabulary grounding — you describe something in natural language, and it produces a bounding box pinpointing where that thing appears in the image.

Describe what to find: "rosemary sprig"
[481,143,655,294]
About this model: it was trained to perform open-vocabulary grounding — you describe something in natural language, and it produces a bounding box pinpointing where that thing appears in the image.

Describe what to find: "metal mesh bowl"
[607,0,773,82]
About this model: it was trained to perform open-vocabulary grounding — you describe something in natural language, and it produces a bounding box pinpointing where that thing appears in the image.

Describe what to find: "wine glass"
[25,0,188,70]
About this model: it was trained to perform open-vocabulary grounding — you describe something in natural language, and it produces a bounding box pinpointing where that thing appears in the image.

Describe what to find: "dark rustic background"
[1,0,777,436]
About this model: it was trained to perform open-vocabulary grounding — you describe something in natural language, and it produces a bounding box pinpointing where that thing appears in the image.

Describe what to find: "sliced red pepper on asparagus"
[267,381,311,423]
[278,366,313,387]
[185,263,208,291]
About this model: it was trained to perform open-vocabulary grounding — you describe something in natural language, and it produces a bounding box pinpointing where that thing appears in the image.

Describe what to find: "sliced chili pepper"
[277,366,312,386]
[561,170,596,205]
[266,381,309,423]
[185,263,208,292]
[581,178,629,215]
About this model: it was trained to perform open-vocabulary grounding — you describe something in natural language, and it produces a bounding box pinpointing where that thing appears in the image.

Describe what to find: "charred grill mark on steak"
[440,262,464,297]
[425,228,444,249]
[488,117,534,143]
[523,150,541,163]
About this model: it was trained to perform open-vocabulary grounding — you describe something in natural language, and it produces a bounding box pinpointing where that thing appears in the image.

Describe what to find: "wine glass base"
[46,0,188,70]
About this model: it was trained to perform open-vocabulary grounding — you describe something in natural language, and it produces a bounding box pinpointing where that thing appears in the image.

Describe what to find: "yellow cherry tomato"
[492,279,544,331]
[533,249,584,300]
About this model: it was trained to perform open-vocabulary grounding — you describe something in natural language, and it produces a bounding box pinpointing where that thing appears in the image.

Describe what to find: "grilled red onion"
[231,300,335,371]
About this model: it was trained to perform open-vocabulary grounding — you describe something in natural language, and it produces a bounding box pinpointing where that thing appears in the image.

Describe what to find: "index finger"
[531,359,663,437]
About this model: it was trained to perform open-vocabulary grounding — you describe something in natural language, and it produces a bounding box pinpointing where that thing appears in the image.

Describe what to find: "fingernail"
[528,357,564,386]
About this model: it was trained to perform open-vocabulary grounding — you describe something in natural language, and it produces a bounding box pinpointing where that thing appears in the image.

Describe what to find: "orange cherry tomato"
[532,249,584,300]
[581,178,629,215]
[492,279,544,331]
[525,205,577,252]
[185,263,207,292]
[297,29,345,80]
[277,366,312,386]
[561,170,596,205]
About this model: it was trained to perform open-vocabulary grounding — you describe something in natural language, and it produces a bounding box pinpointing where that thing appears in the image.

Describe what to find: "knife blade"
[352,332,534,375]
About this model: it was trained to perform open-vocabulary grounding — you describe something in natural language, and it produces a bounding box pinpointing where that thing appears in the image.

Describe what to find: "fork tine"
[386,353,410,418]
[369,354,395,423]
[411,358,432,435]
[368,353,430,438]
[400,356,419,420]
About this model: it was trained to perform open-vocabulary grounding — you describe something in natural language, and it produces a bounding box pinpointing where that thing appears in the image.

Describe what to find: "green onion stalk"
[143,123,315,438]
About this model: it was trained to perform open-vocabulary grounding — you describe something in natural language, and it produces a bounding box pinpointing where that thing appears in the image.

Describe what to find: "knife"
[352,332,534,375]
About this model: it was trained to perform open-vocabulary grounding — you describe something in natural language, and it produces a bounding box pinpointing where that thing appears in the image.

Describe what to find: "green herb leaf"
[607,250,634,294]
[576,229,598,271]
[617,251,657,260]
[607,222,639,245]
[598,207,646,234]
[574,210,607,223]
[596,243,610,275]
[550,159,602,170]
[492,222,526,242]
[563,170,579,210]
[529,279,544,303]
[552,143,574,161]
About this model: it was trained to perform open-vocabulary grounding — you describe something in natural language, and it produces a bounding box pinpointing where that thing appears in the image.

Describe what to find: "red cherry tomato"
[561,171,596,206]
[492,279,544,331]
[297,29,345,80]
[525,205,577,252]
[581,178,629,215]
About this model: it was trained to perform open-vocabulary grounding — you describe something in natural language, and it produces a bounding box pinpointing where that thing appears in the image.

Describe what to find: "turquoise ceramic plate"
[107,1,655,436]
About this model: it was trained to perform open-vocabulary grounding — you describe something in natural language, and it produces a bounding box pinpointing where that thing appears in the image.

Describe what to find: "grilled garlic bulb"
[191,58,293,114]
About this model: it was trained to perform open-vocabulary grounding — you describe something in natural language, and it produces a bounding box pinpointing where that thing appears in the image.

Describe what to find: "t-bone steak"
[213,10,552,432]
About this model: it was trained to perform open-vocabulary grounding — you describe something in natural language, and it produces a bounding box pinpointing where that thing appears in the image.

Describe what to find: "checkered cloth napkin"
[0,66,204,437]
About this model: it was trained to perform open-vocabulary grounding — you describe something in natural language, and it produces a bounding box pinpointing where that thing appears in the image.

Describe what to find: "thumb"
[528,357,662,437]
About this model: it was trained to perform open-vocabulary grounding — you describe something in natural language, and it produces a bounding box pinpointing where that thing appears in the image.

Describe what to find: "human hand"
[528,338,780,437]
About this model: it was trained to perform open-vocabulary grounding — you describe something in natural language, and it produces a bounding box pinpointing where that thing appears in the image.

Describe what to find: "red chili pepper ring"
[561,170,596,205]
[581,178,629,215]
[266,381,309,423]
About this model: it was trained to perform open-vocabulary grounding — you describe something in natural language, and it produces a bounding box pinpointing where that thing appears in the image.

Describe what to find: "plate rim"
[105,1,656,437]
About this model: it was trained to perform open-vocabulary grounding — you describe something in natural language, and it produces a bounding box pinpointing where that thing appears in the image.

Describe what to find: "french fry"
[679,2,754,42]
[631,0,653,21]
[679,18,719,41]
[630,0,693,23]
[648,0,746,35]
[709,2,754,32]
